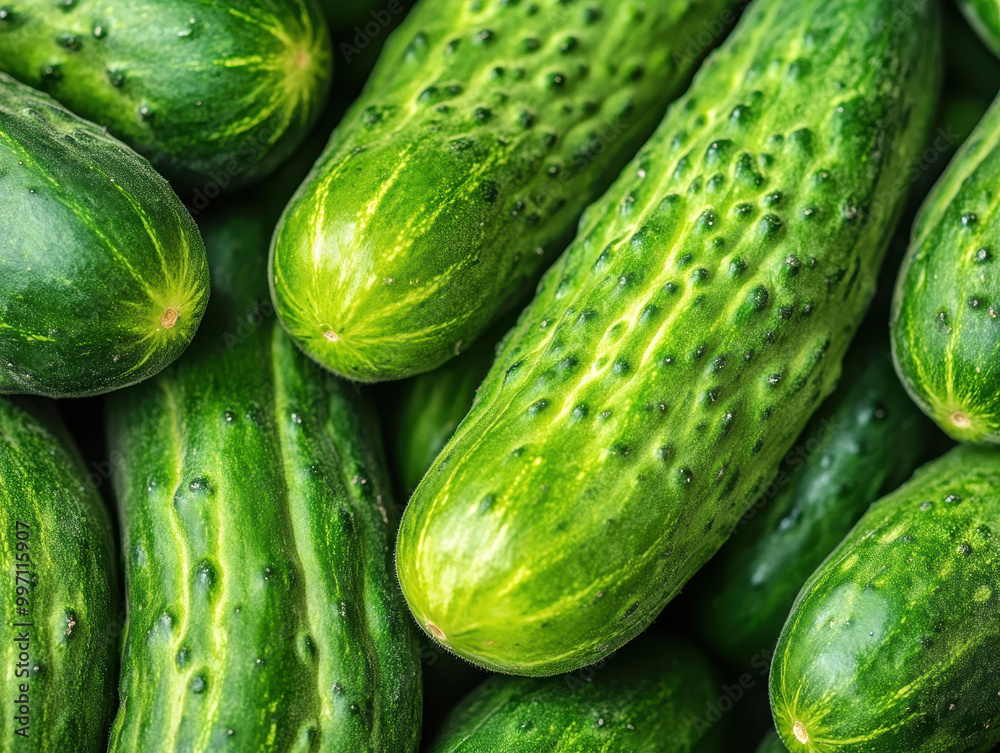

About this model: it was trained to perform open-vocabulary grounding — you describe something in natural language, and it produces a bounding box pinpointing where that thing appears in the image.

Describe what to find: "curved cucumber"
[106,204,421,752]
[396,0,940,676]
[270,0,733,382]
[770,445,1000,753]
[0,73,209,398]
[692,340,935,667]
[892,95,1000,444]
[0,0,331,190]
[958,0,1000,57]
[0,398,118,750]
[430,634,725,753]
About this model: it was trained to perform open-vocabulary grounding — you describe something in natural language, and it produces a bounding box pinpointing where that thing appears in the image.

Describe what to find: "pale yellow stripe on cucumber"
[197,420,231,750]
[159,381,195,752]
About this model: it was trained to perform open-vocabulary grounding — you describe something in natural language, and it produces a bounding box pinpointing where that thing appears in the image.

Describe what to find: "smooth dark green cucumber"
[0,0,331,191]
[430,634,725,752]
[270,0,734,382]
[770,445,1000,753]
[692,340,935,667]
[106,204,421,752]
[892,94,1000,444]
[958,0,1000,57]
[0,73,209,398]
[396,0,940,676]
[0,397,118,750]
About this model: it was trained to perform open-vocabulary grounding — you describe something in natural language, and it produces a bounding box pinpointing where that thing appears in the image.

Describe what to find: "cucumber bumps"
[0,74,208,398]
[0,0,331,191]
[270,0,733,382]
[892,96,1000,444]
[397,0,940,675]
[0,398,118,751]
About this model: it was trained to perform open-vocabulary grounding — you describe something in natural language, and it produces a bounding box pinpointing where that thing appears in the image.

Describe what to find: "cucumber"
[396,0,940,676]
[429,634,725,752]
[392,316,512,496]
[691,339,935,667]
[270,0,734,382]
[0,73,209,399]
[892,95,1000,445]
[770,445,1000,753]
[106,203,421,752]
[0,397,118,750]
[958,0,1000,57]
[756,731,788,753]
[0,0,332,191]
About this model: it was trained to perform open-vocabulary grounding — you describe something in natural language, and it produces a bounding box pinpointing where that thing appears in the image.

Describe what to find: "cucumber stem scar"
[950,411,971,429]
[323,330,340,342]
[793,721,808,743]
[426,622,446,640]
[161,308,178,328]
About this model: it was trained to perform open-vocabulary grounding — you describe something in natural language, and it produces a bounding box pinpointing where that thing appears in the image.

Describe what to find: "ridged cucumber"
[0,73,209,398]
[892,95,1000,444]
[106,204,421,752]
[0,397,118,750]
[958,0,1000,57]
[0,0,331,191]
[429,634,725,752]
[270,0,733,382]
[770,445,1000,753]
[396,0,940,675]
[691,339,935,667]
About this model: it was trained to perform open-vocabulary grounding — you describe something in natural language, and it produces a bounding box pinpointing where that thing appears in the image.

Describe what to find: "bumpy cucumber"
[396,0,940,676]
[692,340,934,667]
[106,204,421,752]
[270,0,733,382]
[770,445,1000,753]
[430,634,725,753]
[958,0,1000,56]
[0,398,118,750]
[0,0,331,190]
[892,95,1000,444]
[0,73,208,398]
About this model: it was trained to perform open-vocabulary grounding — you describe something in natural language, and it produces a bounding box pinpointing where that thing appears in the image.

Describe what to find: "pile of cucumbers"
[3,0,1000,750]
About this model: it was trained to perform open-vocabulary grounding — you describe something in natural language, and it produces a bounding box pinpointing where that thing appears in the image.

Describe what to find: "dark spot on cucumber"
[730,258,747,277]
[678,467,693,485]
[478,494,496,514]
[944,494,962,504]
[657,445,674,462]
[195,560,216,590]
[961,213,978,228]
[664,281,678,294]
[0,8,13,22]
[190,674,208,694]
[57,32,82,50]
[747,285,769,312]
[693,268,710,283]
[969,296,986,310]
[975,248,992,264]
[572,403,589,419]
[697,210,717,231]
[708,173,726,192]
[763,191,783,207]
[445,38,461,54]
[733,203,754,219]
[474,107,492,122]
[661,356,676,367]
[176,647,190,668]
[474,29,494,44]
[41,64,63,84]
[611,442,631,458]
[612,358,630,375]
[958,542,972,556]
[528,399,548,415]
[767,372,783,386]
[692,343,708,361]
[480,181,498,203]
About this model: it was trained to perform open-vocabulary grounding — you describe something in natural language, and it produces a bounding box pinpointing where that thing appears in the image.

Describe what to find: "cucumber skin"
[0,398,118,751]
[106,206,421,752]
[693,342,935,667]
[770,445,1000,753]
[892,95,1000,444]
[958,0,1000,56]
[0,73,209,398]
[0,0,331,191]
[430,635,725,753]
[396,0,941,676]
[270,0,733,383]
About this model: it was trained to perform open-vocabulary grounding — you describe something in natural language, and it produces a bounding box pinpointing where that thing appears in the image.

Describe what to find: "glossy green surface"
[270,0,733,382]
[771,445,1000,753]
[0,73,209,398]
[0,398,118,750]
[0,0,331,190]
[958,0,1000,56]
[106,204,421,752]
[396,0,940,676]
[693,341,934,667]
[892,95,1000,444]
[430,634,725,752]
